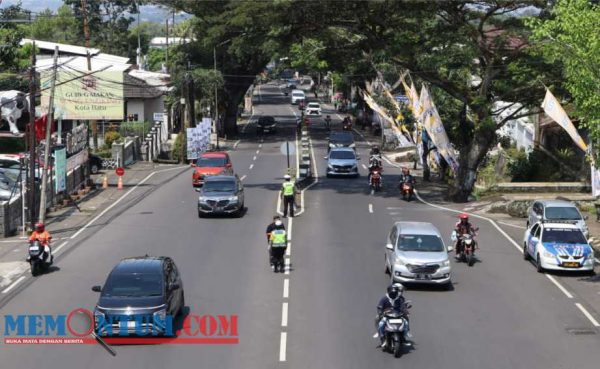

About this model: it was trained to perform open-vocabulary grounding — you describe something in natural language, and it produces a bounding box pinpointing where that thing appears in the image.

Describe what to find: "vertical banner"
[54,148,67,193]
[592,163,600,198]
[541,89,588,152]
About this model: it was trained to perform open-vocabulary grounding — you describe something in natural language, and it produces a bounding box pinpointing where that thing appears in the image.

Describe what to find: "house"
[149,37,192,49]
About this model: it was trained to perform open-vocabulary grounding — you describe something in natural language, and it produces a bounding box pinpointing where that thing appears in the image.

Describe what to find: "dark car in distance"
[92,256,185,337]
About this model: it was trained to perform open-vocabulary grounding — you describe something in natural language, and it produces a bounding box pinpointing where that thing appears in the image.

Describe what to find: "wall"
[143,96,165,122]
[127,100,144,121]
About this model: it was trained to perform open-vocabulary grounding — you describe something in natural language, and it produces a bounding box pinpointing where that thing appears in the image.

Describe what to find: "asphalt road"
[0,83,599,369]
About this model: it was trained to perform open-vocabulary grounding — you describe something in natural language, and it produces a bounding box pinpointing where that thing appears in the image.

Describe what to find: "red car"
[192,152,233,187]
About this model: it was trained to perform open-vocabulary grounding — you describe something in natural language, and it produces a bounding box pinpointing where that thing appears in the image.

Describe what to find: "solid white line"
[53,241,68,254]
[295,137,319,216]
[369,204,373,213]
[279,332,287,362]
[253,156,257,161]
[283,279,289,298]
[69,166,186,240]
[240,175,247,181]
[353,128,372,145]
[277,191,283,216]
[497,221,526,230]
[2,276,25,294]
[233,140,241,149]
[545,275,574,299]
[575,303,600,327]
[249,164,254,170]
[414,190,577,300]
[281,302,289,327]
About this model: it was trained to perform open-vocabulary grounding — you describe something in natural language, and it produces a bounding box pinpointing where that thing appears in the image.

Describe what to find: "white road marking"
[281,302,289,327]
[249,164,254,170]
[414,190,577,301]
[240,175,247,181]
[279,332,287,362]
[253,156,257,161]
[575,303,600,327]
[53,241,68,254]
[369,204,373,213]
[70,166,186,240]
[284,258,290,275]
[546,275,574,299]
[362,164,367,170]
[283,279,289,298]
[259,144,262,148]
[233,140,241,149]
[2,276,25,294]
[497,221,526,229]
[256,150,260,155]
[295,137,318,216]
[352,128,372,145]
[241,111,255,134]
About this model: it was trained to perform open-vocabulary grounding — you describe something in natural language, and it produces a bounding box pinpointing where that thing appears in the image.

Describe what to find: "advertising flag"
[541,89,587,152]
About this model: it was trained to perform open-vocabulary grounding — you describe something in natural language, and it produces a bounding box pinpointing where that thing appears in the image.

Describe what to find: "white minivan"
[290,89,305,105]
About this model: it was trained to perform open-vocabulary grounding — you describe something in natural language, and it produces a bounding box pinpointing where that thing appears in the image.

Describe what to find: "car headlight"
[227,196,239,202]
[327,164,333,169]
[542,250,554,258]
[199,198,208,204]
[94,309,105,326]
[349,143,356,148]
[395,258,405,267]
[329,143,335,148]
[442,260,450,267]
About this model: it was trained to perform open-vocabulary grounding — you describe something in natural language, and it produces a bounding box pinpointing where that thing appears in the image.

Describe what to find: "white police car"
[523,221,595,274]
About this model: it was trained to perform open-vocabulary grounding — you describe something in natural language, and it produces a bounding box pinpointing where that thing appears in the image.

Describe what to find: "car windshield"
[196,157,227,167]
[102,273,163,297]
[203,180,236,193]
[542,228,587,244]
[330,151,356,160]
[397,234,445,252]
[259,118,274,125]
[308,103,320,108]
[330,133,353,144]
[292,92,304,97]
[545,206,581,220]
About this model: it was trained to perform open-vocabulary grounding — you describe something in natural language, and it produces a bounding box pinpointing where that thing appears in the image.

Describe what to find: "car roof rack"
[541,219,579,225]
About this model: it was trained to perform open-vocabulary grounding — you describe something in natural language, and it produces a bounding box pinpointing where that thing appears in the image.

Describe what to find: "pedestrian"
[334,100,338,111]
[281,174,298,218]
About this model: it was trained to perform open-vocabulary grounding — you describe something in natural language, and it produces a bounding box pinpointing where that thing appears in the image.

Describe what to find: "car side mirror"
[195,188,201,193]
[386,243,394,250]
[169,283,180,291]
[92,285,102,293]
[535,214,542,220]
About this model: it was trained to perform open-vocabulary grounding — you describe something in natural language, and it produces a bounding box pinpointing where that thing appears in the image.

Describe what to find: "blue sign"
[54,148,66,192]
[395,95,409,103]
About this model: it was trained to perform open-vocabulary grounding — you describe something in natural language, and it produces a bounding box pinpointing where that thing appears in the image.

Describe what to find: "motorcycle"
[27,240,51,276]
[376,305,411,358]
[451,230,478,266]
[270,244,286,273]
[400,182,414,201]
[342,120,352,131]
[370,169,382,194]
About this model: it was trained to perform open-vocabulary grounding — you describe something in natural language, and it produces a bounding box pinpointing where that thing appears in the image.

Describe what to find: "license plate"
[415,274,431,280]
[387,319,404,324]
[562,262,580,268]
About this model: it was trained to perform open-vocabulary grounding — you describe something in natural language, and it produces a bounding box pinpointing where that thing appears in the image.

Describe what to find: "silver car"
[326,147,359,177]
[527,200,588,238]
[385,222,452,288]
[197,175,245,217]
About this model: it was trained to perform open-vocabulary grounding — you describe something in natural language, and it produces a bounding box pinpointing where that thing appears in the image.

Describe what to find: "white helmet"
[284,174,291,180]
[275,219,283,226]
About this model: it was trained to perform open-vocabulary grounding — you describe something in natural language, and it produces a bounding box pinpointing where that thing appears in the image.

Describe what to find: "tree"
[27,5,80,45]
[528,0,600,159]
[0,5,29,72]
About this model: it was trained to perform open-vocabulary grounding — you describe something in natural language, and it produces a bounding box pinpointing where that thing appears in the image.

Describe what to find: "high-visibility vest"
[271,229,287,247]
[282,181,295,196]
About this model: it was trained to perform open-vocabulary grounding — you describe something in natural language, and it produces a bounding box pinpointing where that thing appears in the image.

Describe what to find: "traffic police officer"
[281,174,297,217]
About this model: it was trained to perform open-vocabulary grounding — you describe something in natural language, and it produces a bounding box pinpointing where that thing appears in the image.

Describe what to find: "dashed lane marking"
[281,302,288,327]
[369,204,373,213]
[576,303,600,327]
[279,332,287,362]
[249,164,254,170]
[283,279,289,298]
[240,175,247,181]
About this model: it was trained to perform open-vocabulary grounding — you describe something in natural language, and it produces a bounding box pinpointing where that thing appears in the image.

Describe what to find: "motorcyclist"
[453,213,478,258]
[28,222,53,264]
[368,151,383,185]
[369,145,381,157]
[375,283,412,348]
[266,216,286,267]
[398,167,415,187]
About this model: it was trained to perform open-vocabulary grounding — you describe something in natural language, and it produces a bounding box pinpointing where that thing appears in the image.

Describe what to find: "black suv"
[257,116,277,134]
[92,256,185,337]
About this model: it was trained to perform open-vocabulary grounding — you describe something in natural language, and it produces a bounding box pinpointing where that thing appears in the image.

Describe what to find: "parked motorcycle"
[400,182,414,201]
[452,230,478,266]
[376,305,411,358]
[27,240,51,276]
[370,170,382,194]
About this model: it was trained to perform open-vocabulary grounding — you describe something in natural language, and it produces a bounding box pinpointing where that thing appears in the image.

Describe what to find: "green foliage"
[0,73,28,91]
[507,148,578,182]
[95,149,112,158]
[289,38,328,73]
[172,132,186,163]
[26,5,79,45]
[528,0,600,162]
[0,5,28,72]
[119,121,152,138]
[103,131,122,149]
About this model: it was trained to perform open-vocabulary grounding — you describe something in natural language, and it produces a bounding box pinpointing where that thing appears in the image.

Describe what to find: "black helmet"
[387,283,404,299]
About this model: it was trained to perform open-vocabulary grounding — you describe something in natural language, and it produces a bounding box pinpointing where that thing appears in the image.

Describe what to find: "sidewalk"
[0,161,182,290]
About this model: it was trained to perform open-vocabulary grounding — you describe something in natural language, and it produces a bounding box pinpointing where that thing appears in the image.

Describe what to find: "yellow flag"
[541,89,588,152]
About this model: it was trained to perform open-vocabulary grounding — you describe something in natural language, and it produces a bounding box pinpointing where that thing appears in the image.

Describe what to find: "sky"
[0,0,188,23]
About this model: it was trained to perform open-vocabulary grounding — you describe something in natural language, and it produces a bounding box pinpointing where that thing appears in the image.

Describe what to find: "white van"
[290,90,305,105]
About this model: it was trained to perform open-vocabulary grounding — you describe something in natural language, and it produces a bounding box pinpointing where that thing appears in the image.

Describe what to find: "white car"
[523,221,595,274]
[290,90,305,105]
[305,102,322,116]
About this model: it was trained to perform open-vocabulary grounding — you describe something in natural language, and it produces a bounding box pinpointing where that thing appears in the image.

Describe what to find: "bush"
[120,121,152,138]
[95,149,112,158]
[172,132,186,163]
[104,131,121,149]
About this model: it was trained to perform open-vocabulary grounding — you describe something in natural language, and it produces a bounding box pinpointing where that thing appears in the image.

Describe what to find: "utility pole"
[180,73,188,163]
[213,46,218,148]
[165,18,169,71]
[28,41,37,231]
[38,46,59,224]
[81,0,97,151]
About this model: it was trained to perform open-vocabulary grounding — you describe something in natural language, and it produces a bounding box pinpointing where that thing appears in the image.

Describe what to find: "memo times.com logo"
[3,308,238,345]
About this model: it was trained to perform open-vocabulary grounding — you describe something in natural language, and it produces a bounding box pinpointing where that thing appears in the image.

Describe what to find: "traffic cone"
[117,176,123,190]
[102,175,108,189]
